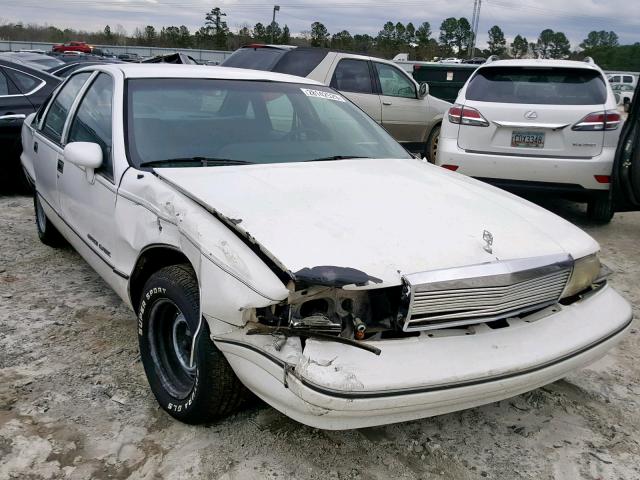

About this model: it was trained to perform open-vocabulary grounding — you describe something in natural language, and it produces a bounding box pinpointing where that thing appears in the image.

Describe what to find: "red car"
[52,41,92,54]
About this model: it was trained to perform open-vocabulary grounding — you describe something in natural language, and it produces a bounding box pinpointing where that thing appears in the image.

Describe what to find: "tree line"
[0,8,637,70]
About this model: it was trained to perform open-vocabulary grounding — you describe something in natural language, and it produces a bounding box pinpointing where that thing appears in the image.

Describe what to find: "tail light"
[448,104,489,127]
[572,110,621,131]
[594,175,611,184]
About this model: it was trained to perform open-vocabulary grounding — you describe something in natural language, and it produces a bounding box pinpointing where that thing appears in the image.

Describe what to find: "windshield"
[466,67,607,105]
[126,78,410,167]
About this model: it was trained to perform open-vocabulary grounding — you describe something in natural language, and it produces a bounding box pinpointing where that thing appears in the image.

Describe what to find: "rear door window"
[330,59,374,94]
[466,67,606,105]
[40,72,91,143]
[623,76,634,84]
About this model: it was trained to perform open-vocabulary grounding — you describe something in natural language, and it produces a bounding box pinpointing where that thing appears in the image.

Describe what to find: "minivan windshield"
[126,78,410,167]
[466,67,607,105]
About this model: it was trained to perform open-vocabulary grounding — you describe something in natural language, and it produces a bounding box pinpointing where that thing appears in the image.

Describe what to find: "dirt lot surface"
[1,193,639,480]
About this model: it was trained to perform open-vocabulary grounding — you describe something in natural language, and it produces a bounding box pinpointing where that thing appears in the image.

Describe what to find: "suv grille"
[401,255,572,332]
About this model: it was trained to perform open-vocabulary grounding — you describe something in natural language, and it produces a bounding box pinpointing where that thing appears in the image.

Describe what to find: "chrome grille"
[402,255,573,332]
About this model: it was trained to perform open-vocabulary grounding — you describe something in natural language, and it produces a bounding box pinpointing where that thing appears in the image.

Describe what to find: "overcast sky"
[0,0,638,49]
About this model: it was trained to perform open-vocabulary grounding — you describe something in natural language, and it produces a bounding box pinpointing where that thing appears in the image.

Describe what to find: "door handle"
[57,159,64,174]
[382,101,392,106]
[33,141,38,153]
[0,113,26,121]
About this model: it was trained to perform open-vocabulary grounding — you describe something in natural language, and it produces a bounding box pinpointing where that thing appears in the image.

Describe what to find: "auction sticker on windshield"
[301,88,346,102]
[511,131,545,148]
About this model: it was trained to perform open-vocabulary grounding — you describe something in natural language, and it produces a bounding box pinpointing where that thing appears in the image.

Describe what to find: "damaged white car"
[21,64,633,430]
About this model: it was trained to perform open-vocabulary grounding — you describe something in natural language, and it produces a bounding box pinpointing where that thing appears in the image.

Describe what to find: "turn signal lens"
[561,254,601,299]
[448,104,489,127]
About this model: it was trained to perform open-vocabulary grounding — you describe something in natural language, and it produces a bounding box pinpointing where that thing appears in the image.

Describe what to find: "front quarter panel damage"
[116,169,289,327]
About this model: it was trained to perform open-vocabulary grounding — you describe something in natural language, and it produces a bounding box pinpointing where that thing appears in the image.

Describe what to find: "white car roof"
[94,63,323,85]
[480,58,601,71]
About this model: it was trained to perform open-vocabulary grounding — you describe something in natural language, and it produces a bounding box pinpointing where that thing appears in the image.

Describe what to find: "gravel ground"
[1,193,639,480]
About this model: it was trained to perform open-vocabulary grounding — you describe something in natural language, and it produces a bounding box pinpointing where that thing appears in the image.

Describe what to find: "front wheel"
[138,264,248,424]
[587,192,615,224]
[34,194,65,247]
[425,125,441,163]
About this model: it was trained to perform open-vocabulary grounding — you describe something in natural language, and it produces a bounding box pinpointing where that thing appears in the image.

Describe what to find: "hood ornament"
[482,230,494,254]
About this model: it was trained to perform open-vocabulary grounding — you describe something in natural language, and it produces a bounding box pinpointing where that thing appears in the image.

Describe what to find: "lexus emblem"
[524,110,538,119]
[482,230,494,254]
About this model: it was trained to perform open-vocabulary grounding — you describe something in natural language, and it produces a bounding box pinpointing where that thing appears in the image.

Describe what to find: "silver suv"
[222,45,450,160]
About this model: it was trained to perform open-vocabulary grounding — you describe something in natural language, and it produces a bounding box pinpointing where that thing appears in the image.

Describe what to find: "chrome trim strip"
[493,120,570,130]
[403,254,572,291]
[402,254,573,332]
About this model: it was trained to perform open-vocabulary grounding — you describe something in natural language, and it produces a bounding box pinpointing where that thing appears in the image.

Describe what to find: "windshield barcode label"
[301,88,346,102]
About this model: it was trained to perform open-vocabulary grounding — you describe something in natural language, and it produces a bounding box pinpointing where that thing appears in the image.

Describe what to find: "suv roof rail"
[485,55,500,64]
[583,56,595,64]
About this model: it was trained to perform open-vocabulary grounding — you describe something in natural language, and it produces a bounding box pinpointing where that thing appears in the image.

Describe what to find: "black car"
[47,59,123,78]
[0,59,60,190]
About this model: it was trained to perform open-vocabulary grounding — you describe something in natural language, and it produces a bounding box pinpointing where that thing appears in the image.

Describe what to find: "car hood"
[156,158,598,287]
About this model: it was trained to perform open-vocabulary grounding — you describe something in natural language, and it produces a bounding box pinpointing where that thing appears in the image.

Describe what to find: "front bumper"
[216,284,631,430]
[437,137,615,191]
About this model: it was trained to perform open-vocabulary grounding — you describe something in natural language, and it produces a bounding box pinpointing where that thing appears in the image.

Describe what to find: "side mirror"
[418,82,429,98]
[63,142,102,182]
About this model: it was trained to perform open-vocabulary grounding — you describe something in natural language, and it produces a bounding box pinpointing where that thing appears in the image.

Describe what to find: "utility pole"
[271,5,280,44]
[472,0,482,57]
[468,0,478,58]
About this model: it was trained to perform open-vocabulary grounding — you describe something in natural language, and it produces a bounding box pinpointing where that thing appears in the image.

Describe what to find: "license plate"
[511,131,545,148]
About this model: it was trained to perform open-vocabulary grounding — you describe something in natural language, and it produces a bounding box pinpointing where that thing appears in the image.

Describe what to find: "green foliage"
[581,30,619,50]
[534,29,570,59]
[439,17,472,56]
[310,21,329,47]
[487,25,506,56]
[0,13,635,70]
[511,34,528,58]
[331,30,354,50]
[416,22,432,46]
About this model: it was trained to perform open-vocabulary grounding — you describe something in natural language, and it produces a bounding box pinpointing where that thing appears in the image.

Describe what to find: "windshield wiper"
[139,157,255,168]
[304,155,367,162]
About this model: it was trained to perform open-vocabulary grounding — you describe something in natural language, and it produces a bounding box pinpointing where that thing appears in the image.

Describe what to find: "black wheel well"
[129,245,195,313]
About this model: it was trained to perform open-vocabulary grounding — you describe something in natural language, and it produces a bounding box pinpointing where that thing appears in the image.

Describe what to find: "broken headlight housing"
[561,254,603,299]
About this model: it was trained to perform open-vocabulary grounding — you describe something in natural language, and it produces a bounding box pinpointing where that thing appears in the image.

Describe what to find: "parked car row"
[0,58,60,189]
[222,45,448,160]
[17,62,640,430]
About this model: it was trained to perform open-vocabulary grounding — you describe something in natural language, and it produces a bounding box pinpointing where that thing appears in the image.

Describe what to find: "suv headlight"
[561,254,602,299]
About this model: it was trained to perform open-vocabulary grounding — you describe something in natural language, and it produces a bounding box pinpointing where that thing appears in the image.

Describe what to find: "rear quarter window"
[466,67,607,105]
[273,49,328,77]
[222,48,287,71]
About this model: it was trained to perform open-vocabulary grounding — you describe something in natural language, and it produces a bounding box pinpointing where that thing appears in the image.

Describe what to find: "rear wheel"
[138,264,248,424]
[34,194,65,247]
[587,192,615,224]
[426,125,441,163]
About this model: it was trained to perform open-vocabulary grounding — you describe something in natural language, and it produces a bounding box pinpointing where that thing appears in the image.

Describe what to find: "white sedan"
[20,64,634,430]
